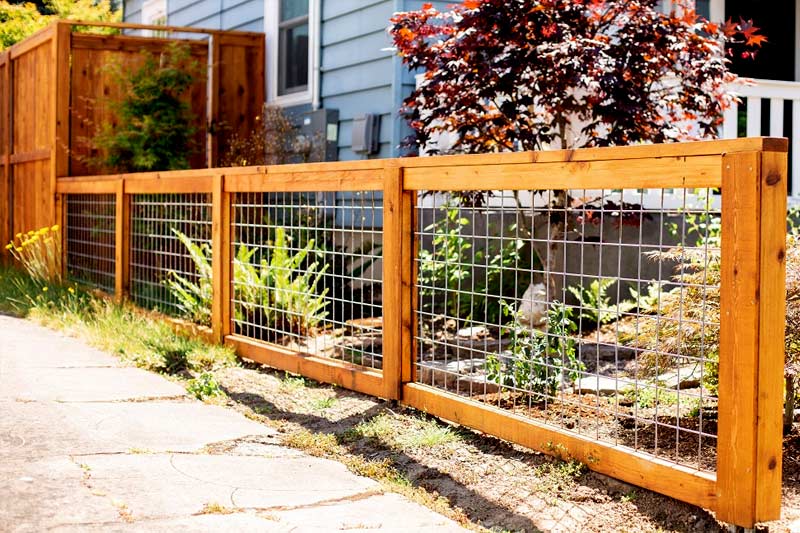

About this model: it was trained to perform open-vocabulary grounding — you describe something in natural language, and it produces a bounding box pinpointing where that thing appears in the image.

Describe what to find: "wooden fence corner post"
[717,149,786,528]
[114,179,129,302]
[382,161,404,400]
[211,173,231,343]
[206,35,220,168]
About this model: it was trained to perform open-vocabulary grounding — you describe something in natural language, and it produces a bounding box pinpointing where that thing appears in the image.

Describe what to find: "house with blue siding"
[122,0,450,162]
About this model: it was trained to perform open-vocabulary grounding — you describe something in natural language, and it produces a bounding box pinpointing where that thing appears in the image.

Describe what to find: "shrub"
[0,0,120,51]
[567,278,636,327]
[90,42,201,172]
[220,104,324,167]
[418,200,527,324]
[486,301,584,397]
[6,225,62,285]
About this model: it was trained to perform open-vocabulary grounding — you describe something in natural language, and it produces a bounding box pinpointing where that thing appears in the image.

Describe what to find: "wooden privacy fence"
[55,138,787,529]
[0,20,265,255]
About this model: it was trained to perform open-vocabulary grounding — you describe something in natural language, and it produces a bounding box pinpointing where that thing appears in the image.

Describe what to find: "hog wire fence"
[56,139,787,529]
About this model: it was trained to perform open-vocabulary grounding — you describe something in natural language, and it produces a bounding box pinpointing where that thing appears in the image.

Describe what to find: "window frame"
[265,0,320,107]
[141,0,168,37]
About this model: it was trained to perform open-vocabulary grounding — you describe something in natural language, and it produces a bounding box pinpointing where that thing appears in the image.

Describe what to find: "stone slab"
[271,492,467,532]
[5,366,186,402]
[80,453,379,520]
[51,513,291,533]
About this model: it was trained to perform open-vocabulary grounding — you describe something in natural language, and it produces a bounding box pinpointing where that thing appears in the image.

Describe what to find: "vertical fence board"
[211,173,231,342]
[717,151,762,527]
[754,150,788,519]
[206,36,220,168]
[382,163,402,400]
[114,179,128,300]
[400,186,415,383]
[54,22,71,179]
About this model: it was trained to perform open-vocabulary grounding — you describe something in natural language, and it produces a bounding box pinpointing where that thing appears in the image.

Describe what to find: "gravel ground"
[209,361,800,533]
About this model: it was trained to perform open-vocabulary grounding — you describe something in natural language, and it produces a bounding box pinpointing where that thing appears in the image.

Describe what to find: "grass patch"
[534,459,586,499]
[0,264,237,378]
[198,502,236,515]
[279,372,307,393]
[311,396,337,411]
[347,413,461,452]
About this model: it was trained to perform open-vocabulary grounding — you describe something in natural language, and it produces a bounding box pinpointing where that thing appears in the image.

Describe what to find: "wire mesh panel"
[129,193,212,322]
[232,191,384,369]
[414,188,720,471]
[65,194,116,292]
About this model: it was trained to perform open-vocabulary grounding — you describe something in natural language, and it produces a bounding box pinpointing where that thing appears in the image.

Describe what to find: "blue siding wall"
[125,0,263,32]
[320,0,396,161]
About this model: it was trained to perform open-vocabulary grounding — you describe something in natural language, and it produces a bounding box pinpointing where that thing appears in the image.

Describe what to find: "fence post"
[53,21,70,179]
[382,162,404,400]
[114,179,129,302]
[716,149,787,527]
[206,35,220,168]
[211,173,231,343]
[401,180,416,385]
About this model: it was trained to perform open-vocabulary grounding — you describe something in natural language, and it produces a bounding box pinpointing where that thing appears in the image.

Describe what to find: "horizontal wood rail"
[402,383,718,510]
[53,138,788,529]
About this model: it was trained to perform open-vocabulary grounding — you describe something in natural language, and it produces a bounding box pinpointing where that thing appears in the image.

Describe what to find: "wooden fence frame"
[55,137,788,528]
[0,20,265,256]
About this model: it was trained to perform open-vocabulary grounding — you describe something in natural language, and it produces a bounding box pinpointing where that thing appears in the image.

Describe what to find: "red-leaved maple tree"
[390,0,765,155]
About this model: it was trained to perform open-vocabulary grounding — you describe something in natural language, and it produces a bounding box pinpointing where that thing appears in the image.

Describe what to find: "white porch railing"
[723,78,800,198]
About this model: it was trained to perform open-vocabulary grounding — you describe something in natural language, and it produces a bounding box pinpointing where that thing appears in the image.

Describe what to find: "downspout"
[312,0,321,110]
[390,0,405,156]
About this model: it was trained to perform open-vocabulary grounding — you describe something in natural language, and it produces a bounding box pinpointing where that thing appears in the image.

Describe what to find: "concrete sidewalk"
[0,315,467,532]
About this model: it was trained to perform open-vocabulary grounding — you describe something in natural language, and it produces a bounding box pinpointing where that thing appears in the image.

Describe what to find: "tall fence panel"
[0,21,265,257]
[54,138,788,529]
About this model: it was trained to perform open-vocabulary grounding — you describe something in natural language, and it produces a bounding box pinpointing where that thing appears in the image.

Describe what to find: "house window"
[141,0,167,37]
[278,0,309,95]
[265,0,319,106]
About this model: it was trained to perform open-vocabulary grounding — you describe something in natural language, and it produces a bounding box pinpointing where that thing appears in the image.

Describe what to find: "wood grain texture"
[227,335,387,399]
[402,383,718,510]
[224,170,383,192]
[381,163,402,400]
[113,180,128,301]
[717,151,761,527]
[754,150,788,521]
[211,174,231,342]
[403,156,721,191]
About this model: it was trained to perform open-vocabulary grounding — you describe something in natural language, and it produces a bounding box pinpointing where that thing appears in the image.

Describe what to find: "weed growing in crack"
[186,372,225,400]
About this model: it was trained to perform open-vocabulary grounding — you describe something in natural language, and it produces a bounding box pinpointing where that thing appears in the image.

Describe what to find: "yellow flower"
[42,286,48,292]
[4,244,11,250]
[50,225,59,232]
[15,233,22,239]
[27,231,35,236]
[68,287,75,294]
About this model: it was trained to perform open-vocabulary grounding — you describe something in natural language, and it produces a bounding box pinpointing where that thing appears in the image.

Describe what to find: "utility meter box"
[351,114,380,155]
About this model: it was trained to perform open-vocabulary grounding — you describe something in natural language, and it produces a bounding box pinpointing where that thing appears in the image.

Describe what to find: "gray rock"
[573,375,634,396]
[656,365,704,389]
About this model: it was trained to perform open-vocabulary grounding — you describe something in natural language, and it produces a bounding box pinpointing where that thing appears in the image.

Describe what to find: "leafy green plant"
[0,0,120,51]
[166,227,329,335]
[90,42,201,172]
[485,301,584,397]
[418,204,473,318]
[165,229,212,325]
[186,372,224,400]
[567,278,636,326]
[419,201,527,324]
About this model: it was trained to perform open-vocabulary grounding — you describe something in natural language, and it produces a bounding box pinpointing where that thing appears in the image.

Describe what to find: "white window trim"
[141,0,167,36]
[264,0,320,108]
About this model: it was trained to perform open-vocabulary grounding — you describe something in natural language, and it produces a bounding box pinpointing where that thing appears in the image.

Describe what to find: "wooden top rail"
[55,138,787,195]
[0,20,263,60]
